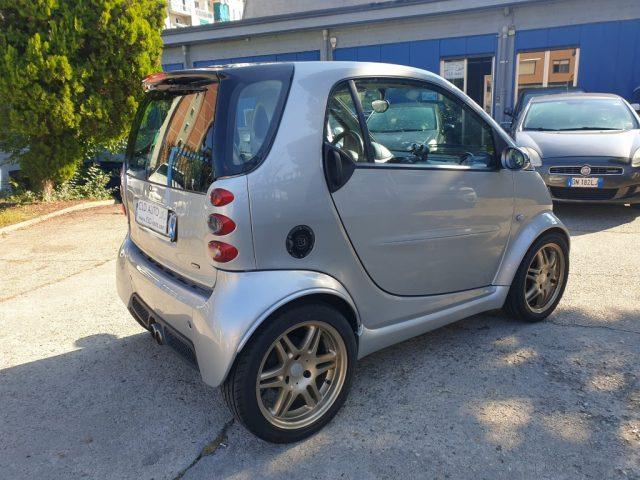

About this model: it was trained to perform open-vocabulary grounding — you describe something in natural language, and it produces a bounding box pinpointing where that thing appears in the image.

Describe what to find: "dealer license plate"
[568,177,602,188]
[135,199,170,236]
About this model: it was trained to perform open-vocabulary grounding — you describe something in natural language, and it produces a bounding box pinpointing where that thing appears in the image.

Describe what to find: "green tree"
[0,0,165,196]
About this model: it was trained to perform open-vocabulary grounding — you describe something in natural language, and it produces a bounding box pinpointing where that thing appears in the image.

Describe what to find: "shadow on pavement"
[186,310,639,479]
[553,203,640,236]
[0,330,229,480]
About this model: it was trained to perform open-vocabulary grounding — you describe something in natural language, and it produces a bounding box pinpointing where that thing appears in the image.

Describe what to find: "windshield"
[368,105,437,133]
[523,98,637,131]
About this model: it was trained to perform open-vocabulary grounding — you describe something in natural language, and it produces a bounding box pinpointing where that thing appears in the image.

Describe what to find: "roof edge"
[163,0,446,36]
[162,0,544,45]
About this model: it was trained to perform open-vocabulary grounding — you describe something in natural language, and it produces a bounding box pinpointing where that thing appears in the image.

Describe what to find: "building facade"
[161,0,640,123]
[164,0,244,30]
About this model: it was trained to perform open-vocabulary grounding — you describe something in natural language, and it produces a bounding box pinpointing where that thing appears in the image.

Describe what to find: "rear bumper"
[538,164,640,204]
[116,236,228,386]
[116,236,358,387]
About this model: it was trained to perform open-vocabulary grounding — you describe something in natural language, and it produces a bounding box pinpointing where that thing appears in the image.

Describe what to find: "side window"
[325,83,367,163]
[353,79,496,169]
[232,79,285,167]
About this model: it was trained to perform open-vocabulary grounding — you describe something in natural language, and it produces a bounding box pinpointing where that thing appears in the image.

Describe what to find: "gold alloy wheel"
[524,243,566,314]
[256,321,348,430]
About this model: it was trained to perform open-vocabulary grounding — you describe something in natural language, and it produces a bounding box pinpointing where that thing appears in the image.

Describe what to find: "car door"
[324,78,514,296]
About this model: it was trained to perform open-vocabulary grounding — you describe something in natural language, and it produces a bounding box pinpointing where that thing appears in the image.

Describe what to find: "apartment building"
[165,0,243,29]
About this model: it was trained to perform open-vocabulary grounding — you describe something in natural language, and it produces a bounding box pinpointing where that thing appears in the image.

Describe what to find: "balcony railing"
[195,8,214,19]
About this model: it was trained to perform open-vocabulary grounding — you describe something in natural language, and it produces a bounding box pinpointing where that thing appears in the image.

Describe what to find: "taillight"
[207,214,236,235]
[208,241,238,263]
[210,188,234,207]
[208,189,236,261]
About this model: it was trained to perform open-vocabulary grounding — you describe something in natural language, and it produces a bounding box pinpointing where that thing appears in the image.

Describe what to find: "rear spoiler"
[142,70,221,92]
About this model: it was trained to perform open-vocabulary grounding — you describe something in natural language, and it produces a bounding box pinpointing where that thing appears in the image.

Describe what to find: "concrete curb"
[0,199,117,235]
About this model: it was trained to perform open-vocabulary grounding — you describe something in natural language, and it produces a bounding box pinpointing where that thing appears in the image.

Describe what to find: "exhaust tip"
[149,323,164,345]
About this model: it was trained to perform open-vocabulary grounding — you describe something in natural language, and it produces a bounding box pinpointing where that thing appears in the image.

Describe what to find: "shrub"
[0,0,165,195]
[1,163,114,204]
[52,164,114,201]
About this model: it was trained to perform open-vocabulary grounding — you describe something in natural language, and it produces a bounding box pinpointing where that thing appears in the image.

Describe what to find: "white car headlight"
[632,148,640,167]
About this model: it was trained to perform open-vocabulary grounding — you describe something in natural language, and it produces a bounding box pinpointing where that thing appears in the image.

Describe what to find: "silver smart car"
[117,62,569,443]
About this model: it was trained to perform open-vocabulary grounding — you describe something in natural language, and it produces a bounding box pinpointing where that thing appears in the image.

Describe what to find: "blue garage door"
[162,62,184,72]
[333,33,497,74]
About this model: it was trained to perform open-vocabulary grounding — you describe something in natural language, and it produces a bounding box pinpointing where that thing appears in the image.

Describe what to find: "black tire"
[221,303,357,443]
[503,232,569,322]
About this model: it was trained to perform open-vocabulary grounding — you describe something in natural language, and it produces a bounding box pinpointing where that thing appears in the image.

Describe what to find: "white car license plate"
[135,199,170,236]
[568,177,602,188]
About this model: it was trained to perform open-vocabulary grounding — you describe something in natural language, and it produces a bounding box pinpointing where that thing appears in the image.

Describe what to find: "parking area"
[1,203,639,479]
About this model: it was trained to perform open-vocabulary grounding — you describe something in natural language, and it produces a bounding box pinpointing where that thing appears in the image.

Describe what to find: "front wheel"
[221,303,356,443]
[503,232,569,322]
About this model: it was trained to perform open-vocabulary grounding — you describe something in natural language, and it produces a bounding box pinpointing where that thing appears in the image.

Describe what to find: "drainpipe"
[493,7,517,123]
[321,29,331,61]
[494,8,516,124]
[182,44,191,68]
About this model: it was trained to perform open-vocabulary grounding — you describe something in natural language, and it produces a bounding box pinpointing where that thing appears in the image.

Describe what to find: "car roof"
[166,61,444,85]
[529,92,624,103]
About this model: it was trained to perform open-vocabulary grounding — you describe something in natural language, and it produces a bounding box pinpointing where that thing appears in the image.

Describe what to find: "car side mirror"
[371,99,390,113]
[371,141,393,163]
[501,147,529,170]
[323,143,356,192]
[504,107,514,117]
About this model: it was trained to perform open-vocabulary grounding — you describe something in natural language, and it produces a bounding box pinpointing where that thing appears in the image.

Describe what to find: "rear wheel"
[504,232,569,322]
[221,303,356,443]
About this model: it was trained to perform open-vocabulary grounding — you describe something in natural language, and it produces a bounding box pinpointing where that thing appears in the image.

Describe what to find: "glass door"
[441,56,494,115]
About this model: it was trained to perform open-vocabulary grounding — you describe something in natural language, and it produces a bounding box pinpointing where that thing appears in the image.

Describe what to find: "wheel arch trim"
[493,210,569,287]
[204,269,360,387]
[235,285,361,355]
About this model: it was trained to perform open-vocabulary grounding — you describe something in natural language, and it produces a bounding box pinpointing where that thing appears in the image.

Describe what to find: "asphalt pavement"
[1,203,638,479]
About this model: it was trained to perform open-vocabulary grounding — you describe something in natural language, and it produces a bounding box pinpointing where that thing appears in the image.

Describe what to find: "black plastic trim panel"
[128,294,199,370]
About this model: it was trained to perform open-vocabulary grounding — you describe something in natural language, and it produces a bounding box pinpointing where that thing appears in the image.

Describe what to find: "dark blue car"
[514,93,640,207]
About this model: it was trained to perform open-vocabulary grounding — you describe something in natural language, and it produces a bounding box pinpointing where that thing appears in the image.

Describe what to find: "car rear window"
[126,65,293,191]
[126,84,218,193]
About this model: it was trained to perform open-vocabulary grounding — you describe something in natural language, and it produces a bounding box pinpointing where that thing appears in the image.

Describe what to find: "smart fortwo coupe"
[117,62,569,443]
